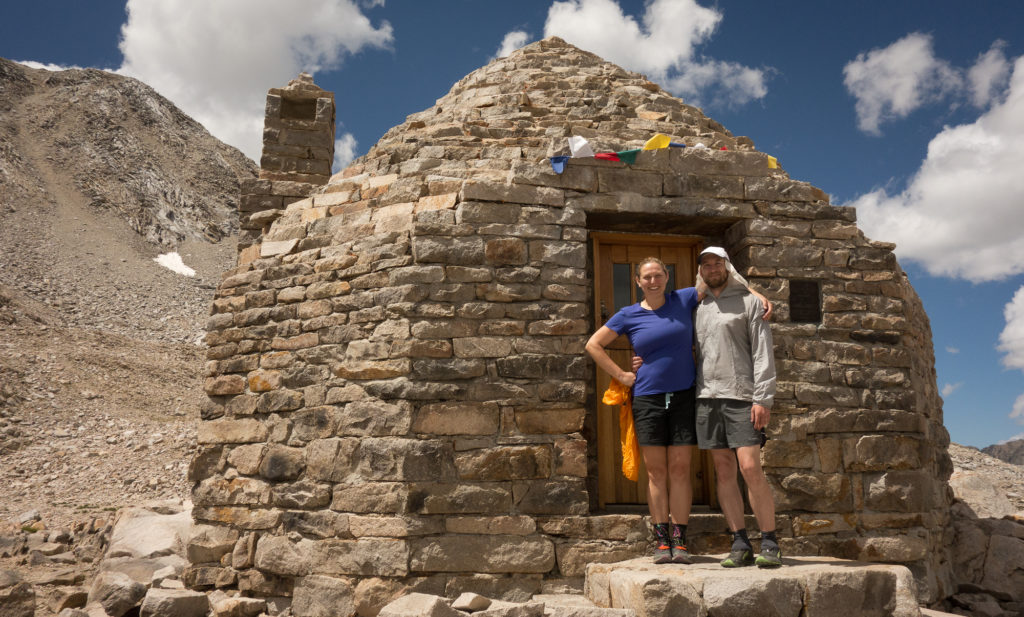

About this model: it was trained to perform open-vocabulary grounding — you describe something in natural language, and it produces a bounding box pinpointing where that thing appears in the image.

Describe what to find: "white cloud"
[968,40,1011,108]
[543,0,767,108]
[945,346,960,354]
[15,60,86,72]
[998,286,1024,371]
[334,134,358,173]
[843,33,961,135]
[941,382,963,398]
[116,0,393,161]
[1010,393,1024,425]
[495,30,530,59]
[850,56,1024,281]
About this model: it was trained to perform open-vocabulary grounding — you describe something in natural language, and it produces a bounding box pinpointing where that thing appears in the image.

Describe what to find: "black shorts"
[696,398,764,449]
[631,387,697,447]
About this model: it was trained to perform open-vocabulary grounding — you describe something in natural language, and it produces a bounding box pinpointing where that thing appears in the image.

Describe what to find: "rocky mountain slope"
[982,438,1024,466]
[0,58,255,534]
[0,58,255,344]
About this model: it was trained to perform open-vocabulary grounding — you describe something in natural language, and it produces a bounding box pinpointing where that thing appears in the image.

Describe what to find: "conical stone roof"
[340,36,753,186]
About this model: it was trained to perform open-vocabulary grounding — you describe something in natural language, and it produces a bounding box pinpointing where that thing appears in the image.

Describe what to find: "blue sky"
[3,0,1024,448]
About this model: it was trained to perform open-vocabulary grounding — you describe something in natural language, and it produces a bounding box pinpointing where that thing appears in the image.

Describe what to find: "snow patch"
[154,252,196,277]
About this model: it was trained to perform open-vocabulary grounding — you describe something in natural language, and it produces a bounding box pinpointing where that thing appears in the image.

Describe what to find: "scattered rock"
[18,510,41,525]
[379,592,466,617]
[452,592,491,611]
[210,595,266,617]
[106,502,192,560]
[0,569,34,617]
[50,587,88,613]
[138,587,209,617]
[88,570,146,617]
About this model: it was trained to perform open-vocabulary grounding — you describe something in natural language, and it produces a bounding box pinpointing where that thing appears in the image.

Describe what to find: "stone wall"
[725,200,954,601]
[187,38,954,614]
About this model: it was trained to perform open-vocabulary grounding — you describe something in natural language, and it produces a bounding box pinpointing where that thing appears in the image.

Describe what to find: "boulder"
[378,592,464,617]
[51,587,89,612]
[0,534,26,557]
[949,472,1016,519]
[978,531,1024,602]
[138,588,210,617]
[211,596,267,617]
[106,502,193,560]
[474,600,545,617]
[100,555,189,586]
[187,524,240,564]
[0,569,34,617]
[89,570,146,617]
[452,592,491,611]
[52,558,89,578]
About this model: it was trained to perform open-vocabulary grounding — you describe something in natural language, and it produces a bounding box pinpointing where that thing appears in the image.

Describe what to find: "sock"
[653,523,671,545]
[671,523,687,545]
[761,530,779,550]
[731,528,751,550]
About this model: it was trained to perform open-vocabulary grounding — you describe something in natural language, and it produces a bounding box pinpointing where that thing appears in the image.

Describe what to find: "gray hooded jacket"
[695,282,776,408]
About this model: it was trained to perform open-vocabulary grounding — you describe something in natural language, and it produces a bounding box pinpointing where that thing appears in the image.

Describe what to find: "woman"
[586,256,769,564]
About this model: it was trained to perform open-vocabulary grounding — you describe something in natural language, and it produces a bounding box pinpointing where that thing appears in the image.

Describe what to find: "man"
[694,246,781,568]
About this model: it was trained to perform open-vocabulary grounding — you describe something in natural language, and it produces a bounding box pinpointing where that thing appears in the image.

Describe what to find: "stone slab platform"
[584,556,921,617]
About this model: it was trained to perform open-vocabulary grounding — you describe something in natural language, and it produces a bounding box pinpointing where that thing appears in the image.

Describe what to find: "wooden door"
[591,232,717,509]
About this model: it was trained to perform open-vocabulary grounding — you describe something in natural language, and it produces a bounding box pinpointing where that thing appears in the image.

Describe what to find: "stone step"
[533,593,636,616]
[599,509,795,554]
[585,556,922,617]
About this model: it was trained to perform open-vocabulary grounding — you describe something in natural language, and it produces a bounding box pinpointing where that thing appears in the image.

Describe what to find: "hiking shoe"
[720,546,754,567]
[653,540,673,564]
[671,542,692,564]
[756,545,783,568]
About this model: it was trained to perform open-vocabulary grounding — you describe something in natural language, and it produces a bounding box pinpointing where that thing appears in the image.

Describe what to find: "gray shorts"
[696,398,763,450]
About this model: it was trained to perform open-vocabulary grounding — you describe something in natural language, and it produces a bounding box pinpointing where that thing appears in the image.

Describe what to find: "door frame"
[589,231,718,509]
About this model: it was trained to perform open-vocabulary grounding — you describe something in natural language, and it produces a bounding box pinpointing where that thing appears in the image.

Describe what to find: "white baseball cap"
[698,246,729,263]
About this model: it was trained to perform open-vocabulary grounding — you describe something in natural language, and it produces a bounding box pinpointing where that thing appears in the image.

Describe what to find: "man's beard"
[705,271,729,290]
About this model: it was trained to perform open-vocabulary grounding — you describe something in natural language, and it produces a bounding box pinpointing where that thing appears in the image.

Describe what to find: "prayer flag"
[549,156,569,174]
[568,135,594,158]
[669,142,687,148]
[642,133,671,150]
[767,155,778,169]
[594,152,620,161]
[616,148,641,165]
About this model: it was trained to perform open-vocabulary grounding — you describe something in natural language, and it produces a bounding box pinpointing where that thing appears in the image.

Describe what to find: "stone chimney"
[237,73,335,264]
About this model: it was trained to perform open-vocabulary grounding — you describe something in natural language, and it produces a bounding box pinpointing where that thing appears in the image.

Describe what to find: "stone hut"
[188,38,954,612]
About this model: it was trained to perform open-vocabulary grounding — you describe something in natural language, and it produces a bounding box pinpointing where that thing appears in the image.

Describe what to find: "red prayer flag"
[594,152,620,161]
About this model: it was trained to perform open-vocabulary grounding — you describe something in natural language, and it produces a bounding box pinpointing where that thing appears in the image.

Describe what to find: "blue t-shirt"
[603,288,698,396]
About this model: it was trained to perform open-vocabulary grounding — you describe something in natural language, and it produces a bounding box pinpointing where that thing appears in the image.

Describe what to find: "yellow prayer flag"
[642,133,671,151]
[767,155,778,169]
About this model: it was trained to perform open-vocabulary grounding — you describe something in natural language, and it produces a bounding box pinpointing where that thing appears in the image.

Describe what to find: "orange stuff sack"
[602,380,639,482]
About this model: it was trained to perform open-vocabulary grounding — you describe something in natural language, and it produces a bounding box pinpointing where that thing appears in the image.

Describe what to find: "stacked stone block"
[189,37,954,613]
[238,73,336,262]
